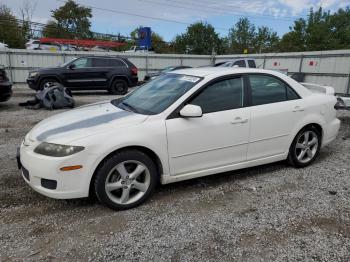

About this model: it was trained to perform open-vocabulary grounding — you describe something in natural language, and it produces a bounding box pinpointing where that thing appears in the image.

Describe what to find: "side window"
[92,58,108,67]
[233,60,246,67]
[248,60,256,68]
[286,86,300,100]
[249,75,299,106]
[109,59,125,67]
[190,77,244,114]
[72,58,92,68]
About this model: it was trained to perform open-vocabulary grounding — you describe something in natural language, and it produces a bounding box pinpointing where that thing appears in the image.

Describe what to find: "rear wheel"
[109,79,128,95]
[94,150,157,210]
[288,126,321,167]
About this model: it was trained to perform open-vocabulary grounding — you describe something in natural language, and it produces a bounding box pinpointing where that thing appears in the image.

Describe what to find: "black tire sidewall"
[94,150,158,210]
[109,79,128,95]
[288,126,321,167]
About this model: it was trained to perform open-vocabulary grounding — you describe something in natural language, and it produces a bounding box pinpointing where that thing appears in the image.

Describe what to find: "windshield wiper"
[121,102,138,113]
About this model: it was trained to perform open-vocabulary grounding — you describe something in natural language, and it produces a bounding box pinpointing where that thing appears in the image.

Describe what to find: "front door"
[166,76,251,176]
[61,57,96,88]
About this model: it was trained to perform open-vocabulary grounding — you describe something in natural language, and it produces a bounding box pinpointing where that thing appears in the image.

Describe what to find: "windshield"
[60,58,77,67]
[112,74,201,115]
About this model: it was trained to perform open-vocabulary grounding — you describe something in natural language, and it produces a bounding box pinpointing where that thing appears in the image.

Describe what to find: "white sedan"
[18,68,340,210]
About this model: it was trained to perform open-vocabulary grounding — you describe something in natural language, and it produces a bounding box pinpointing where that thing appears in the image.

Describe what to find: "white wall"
[1,49,349,94]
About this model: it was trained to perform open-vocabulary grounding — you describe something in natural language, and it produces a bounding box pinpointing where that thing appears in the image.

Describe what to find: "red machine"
[39,38,127,48]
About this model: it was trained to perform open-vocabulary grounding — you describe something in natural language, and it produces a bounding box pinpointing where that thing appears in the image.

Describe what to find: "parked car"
[26,39,40,50]
[217,58,257,68]
[0,42,8,49]
[125,46,155,54]
[144,66,192,81]
[26,39,61,51]
[26,56,138,95]
[18,68,340,210]
[0,67,12,102]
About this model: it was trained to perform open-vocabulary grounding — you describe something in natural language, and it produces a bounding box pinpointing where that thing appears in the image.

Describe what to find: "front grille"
[22,167,30,181]
[41,178,57,190]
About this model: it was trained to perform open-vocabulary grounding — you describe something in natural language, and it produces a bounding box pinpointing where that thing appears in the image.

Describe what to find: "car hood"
[28,101,148,144]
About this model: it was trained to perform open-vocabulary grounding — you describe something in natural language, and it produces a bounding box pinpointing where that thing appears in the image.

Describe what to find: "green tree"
[327,7,350,49]
[227,18,256,54]
[43,0,92,39]
[227,18,279,54]
[254,26,279,53]
[0,5,25,48]
[279,7,350,52]
[173,22,224,55]
[279,18,307,52]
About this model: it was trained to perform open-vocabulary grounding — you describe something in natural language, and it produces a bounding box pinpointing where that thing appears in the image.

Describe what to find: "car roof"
[169,67,276,78]
[79,55,127,59]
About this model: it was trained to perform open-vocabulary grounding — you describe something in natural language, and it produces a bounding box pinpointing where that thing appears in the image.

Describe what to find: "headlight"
[34,142,84,157]
[150,76,157,80]
[29,71,38,78]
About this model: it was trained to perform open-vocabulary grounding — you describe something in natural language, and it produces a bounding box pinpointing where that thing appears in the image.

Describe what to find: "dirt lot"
[1,86,350,261]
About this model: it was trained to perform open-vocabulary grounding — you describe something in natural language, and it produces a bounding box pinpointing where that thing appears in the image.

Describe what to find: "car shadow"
[71,91,110,96]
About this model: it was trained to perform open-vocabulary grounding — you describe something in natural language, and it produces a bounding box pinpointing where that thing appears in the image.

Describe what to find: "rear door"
[90,58,112,88]
[247,74,302,160]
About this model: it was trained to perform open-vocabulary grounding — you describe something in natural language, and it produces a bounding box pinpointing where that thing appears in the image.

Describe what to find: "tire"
[288,126,321,167]
[109,79,128,95]
[94,150,158,210]
[39,78,59,90]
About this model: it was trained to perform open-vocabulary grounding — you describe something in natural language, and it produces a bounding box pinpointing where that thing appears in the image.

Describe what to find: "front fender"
[77,120,170,186]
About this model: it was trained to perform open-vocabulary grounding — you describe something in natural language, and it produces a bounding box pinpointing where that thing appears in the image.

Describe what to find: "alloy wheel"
[295,130,319,164]
[105,160,151,205]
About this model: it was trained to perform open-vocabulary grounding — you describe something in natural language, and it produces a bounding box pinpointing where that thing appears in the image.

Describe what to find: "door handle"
[231,117,248,124]
[293,106,305,112]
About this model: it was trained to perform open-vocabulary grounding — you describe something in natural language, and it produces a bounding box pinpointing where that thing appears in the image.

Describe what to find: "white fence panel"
[1,49,349,94]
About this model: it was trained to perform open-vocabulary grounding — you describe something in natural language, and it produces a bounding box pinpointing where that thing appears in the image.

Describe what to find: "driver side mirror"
[180,104,202,118]
[68,63,76,70]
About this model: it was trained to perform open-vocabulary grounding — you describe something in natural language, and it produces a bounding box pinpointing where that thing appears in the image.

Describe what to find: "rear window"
[233,60,246,67]
[108,59,125,67]
[248,60,256,68]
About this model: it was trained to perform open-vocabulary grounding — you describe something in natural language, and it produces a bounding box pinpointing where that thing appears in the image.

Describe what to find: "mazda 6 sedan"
[18,68,340,210]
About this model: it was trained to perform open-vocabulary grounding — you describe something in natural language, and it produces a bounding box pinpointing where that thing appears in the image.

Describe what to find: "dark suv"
[0,67,12,102]
[27,56,138,95]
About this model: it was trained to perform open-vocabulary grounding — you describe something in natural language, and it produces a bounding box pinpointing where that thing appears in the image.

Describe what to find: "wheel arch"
[38,75,62,87]
[89,145,164,197]
[291,122,324,148]
[109,75,130,87]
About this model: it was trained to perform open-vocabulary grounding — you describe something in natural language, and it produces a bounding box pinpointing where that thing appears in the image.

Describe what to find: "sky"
[1,0,349,41]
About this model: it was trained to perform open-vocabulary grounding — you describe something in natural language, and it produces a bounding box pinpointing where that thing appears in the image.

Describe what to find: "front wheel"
[94,150,158,210]
[288,126,321,167]
[39,78,59,90]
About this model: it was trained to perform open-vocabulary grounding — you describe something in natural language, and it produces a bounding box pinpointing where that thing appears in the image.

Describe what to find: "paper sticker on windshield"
[179,76,200,82]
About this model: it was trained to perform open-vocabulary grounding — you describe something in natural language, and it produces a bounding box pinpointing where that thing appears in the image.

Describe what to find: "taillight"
[131,67,138,76]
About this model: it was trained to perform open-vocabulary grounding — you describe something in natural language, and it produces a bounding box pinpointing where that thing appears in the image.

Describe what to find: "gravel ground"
[0,86,350,261]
